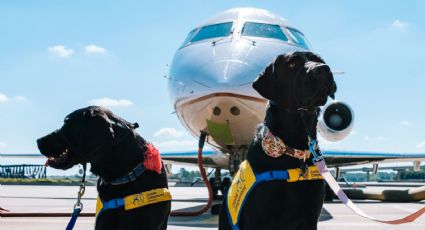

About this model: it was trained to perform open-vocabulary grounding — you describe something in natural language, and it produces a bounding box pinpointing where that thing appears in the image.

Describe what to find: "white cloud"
[416,141,425,149]
[399,120,412,127]
[154,128,186,138]
[85,44,107,54]
[391,19,408,29]
[48,45,74,58]
[0,94,27,103]
[153,140,198,151]
[0,93,8,103]
[88,98,133,107]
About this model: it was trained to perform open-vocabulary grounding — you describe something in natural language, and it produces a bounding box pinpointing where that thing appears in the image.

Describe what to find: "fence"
[0,164,46,179]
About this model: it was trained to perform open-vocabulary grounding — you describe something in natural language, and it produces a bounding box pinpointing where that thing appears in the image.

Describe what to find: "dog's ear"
[252,55,285,101]
[329,80,337,99]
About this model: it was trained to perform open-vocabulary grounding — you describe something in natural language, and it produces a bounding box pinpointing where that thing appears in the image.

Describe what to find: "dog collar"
[101,163,145,186]
[260,125,311,161]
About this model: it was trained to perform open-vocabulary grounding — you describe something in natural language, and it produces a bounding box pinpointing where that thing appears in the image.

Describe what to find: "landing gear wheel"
[221,177,231,196]
[209,177,221,200]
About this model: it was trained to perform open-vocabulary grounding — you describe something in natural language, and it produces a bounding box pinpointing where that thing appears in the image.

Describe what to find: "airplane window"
[242,22,288,41]
[180,29,197,47]
[287,28,310,50]
[190,22,233,43]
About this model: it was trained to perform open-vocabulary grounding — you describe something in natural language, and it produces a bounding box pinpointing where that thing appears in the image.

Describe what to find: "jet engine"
[318,101,354,142]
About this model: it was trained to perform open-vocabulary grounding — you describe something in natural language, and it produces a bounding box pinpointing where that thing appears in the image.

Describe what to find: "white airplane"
[161,7,425,194]
[2,7,425,201]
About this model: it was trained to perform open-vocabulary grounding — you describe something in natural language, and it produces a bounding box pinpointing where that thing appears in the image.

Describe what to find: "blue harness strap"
[96,197,125,220]
[255,170,289,182]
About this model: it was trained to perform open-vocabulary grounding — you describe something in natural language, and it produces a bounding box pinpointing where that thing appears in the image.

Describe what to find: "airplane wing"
[0,153,44,158]
[3,151,425,169]
[162,150,425,169]
[322,150,425,167]
[0,152,228,169]
[161,150,227,168]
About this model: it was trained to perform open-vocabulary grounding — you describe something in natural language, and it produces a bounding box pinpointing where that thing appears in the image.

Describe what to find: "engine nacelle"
[318,101,354,142]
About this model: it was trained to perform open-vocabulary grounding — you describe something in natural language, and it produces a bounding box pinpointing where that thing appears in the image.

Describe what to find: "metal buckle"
[73,183,85,211]
[299,163,309,179]
[308,139,323,164]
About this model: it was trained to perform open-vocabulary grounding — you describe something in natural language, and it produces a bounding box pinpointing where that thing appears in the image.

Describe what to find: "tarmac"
[1,185,425,230]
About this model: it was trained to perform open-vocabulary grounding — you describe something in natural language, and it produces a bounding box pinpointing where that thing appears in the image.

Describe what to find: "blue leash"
[66,208,82,230]
[66,164,86,230]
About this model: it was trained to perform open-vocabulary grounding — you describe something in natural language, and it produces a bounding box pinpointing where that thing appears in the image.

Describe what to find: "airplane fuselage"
[169,8,310,154]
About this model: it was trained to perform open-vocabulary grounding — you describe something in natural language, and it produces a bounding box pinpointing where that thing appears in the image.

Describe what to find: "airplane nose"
[195,60,259,87]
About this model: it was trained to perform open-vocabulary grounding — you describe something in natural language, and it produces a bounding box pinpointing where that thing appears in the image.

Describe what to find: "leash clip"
[308,139,323,164]
[73,183,85,211]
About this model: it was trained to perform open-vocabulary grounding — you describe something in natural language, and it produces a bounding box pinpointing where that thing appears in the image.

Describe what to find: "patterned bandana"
[261,125,311,161]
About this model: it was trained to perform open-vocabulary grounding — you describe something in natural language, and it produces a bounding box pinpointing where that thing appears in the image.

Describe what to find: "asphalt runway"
[1,185,424,230]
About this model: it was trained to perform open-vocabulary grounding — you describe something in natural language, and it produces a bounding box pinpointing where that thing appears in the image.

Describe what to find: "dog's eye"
[288,62,296,68]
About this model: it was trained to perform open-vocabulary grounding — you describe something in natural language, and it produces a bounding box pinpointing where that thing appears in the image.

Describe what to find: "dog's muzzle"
[37,129,76,168]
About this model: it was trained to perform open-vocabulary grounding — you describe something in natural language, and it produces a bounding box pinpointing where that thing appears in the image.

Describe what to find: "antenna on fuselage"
[332,71,345,75]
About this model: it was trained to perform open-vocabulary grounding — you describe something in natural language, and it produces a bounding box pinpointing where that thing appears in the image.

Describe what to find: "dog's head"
[253,51,336,109]
[37,106,138,170]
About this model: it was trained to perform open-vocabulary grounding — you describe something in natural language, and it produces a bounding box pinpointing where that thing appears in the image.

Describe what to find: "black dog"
[219,51,337,230]
[37,106,171,230]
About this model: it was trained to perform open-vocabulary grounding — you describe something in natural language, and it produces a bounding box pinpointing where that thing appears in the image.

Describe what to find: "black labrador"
[37,106,170,230]
[219,51,337,230]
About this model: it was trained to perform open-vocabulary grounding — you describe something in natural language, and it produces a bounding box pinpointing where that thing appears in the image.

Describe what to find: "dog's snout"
[317,64,330,74]
[36,137,46,153]
[312,64,330,76]
[37,129,64,156]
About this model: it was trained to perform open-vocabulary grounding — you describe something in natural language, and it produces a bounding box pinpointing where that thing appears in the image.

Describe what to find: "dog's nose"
[313,64,330,75]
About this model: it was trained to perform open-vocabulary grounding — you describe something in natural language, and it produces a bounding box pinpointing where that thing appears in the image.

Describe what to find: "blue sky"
[1,1,425,171]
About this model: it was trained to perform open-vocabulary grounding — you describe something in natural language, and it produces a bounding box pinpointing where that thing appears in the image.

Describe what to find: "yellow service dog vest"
[226,160,323,230]
[95,188,172,219]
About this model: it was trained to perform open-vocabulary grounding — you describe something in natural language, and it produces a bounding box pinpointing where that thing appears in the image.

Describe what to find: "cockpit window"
[180,28,197,48]
[190,22,233,43]
[242,22,288,41]
[287,28,310,50]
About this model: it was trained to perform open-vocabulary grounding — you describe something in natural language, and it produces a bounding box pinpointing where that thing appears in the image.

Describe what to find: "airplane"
[162,7,425,196]
[2,7,425,204]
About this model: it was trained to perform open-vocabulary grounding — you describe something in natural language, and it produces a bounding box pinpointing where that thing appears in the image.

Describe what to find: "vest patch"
[227,160,256,226]
[95,188,171,218]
